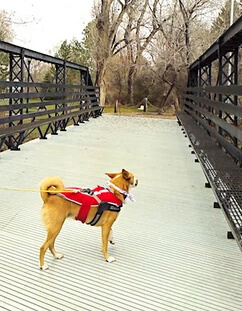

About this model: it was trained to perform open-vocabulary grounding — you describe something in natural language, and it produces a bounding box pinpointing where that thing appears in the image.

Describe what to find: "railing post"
[218,40,223,137]
[8,48,25,150]
[26,60,31,114]
[54,61,66,133]
[218,39,239,147]
[186,67,198,114]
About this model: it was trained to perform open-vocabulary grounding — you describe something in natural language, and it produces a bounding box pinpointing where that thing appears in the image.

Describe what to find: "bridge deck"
[0,114,241,311]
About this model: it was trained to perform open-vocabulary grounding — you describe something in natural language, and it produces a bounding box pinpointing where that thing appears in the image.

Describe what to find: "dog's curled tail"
[40,176,65,202]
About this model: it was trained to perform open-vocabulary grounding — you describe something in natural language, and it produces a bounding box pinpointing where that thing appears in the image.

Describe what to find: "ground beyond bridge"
[0,114,241,311]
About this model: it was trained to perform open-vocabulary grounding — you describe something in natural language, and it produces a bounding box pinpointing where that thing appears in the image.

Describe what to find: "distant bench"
[177,111,242,251]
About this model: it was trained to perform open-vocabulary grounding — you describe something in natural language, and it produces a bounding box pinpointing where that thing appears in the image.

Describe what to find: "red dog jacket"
[58,186,122,223]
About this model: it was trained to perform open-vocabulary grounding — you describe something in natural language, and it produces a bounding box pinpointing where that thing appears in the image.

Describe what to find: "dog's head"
[106,169,138,189]
[106,169,138,202]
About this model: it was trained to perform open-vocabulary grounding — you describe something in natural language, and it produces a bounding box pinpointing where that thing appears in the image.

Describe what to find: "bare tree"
[0,9,36,42]
[93,0,227,107]
[141,0,226,111]
[176,0,225,69]
[0,10,14,41]
[94,0,169,106]
[94,0,135,106]
[124,0,171,105]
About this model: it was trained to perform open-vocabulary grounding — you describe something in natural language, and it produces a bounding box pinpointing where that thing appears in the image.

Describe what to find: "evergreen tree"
[210,0,241,41]
[43,24,95,86]
[55,40,72,60]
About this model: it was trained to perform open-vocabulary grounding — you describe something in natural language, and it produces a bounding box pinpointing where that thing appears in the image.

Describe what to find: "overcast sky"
[1,0,94,54]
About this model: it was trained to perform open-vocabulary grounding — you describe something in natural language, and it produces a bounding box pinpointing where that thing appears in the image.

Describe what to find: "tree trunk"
[100,82,107,107]
[125,0,168,107]
[94,0,133,107]
[95,57,107,106]
[127,64,135,105]
[184,21,190,68]
[95,0,112,106]
[158,82,175,114]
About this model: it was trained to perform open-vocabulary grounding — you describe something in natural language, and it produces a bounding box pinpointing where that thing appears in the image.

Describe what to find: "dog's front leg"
[101,224,116,263]
[108,228,115,244]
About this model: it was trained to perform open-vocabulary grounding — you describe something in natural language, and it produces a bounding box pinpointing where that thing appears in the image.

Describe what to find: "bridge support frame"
[8,50,25,150]
[187,27,240,151]
[218,46,238,146]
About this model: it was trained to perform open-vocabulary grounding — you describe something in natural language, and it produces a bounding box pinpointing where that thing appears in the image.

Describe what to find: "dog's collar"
[104,181,135,203]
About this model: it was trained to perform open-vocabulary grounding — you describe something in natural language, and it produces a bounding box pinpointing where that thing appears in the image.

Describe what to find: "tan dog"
[39,169,138,270]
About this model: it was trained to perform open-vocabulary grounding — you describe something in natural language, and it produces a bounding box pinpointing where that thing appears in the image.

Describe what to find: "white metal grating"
[0,115,241,311]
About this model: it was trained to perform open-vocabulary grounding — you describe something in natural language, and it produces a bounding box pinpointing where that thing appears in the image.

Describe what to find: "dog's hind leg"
[39,222,64,270]
[49,238,64,260]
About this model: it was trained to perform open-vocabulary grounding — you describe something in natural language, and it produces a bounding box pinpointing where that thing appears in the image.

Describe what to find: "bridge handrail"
[177,111,242,252]
[183,85,242,165]
[0,40,103,151]
[0,40,89,72]
[180,16,242,252]
[0,80,102,151]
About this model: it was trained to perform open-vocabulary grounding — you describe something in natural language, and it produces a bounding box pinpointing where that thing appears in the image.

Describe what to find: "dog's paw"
[40,263,49,270]
[106,256,116,263]
[54,253,64,259]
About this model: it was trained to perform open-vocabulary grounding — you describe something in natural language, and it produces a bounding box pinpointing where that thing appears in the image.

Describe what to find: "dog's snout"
[134,179,138,187]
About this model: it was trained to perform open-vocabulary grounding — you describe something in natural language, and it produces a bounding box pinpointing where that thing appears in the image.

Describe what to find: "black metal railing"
[183,15,242,166]
[183,85,242,164]
[179,16,242,251]
[0,41,103,152]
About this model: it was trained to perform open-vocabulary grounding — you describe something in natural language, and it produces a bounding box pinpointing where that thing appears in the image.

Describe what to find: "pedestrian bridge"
[0,114,241,311]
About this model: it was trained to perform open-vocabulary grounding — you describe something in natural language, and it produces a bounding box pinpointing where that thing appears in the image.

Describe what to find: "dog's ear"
[122,169,130,180]
[105,172,118,179]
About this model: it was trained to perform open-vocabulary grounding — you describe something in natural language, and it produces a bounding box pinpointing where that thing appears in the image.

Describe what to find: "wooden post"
[114,100,119,113]
[144,98,147,112]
